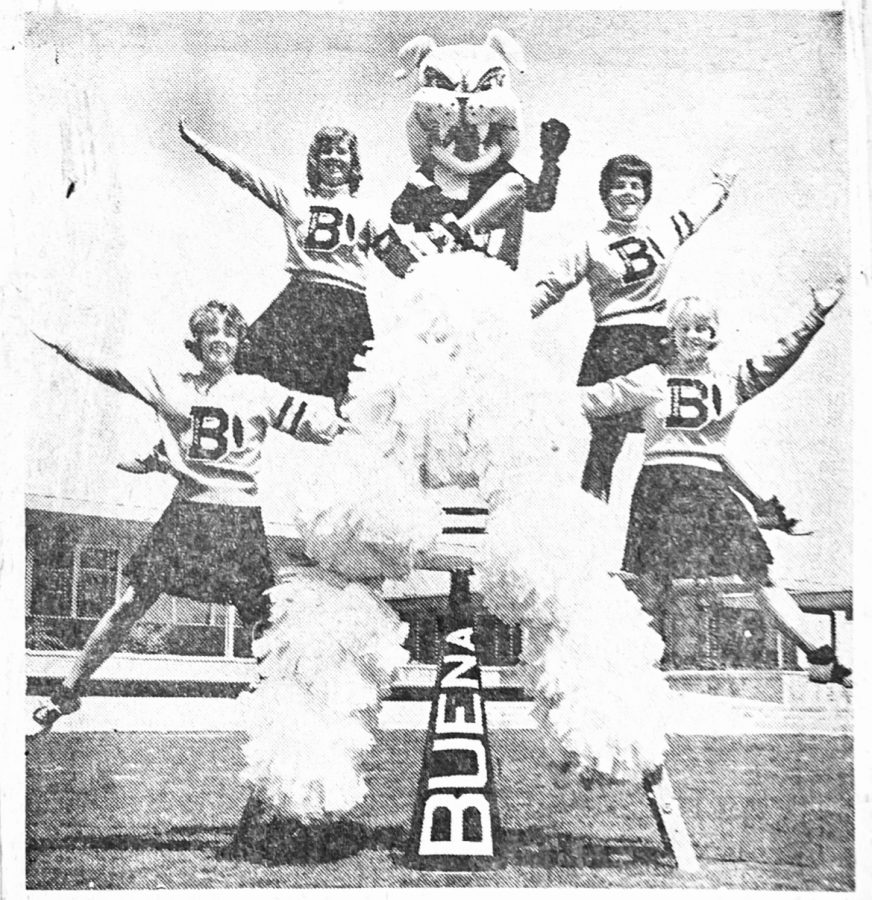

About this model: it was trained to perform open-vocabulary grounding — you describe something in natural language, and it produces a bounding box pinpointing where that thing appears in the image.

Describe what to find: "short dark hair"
[306,126,362,195]
[599,154,653,206]
[184,300,248,361]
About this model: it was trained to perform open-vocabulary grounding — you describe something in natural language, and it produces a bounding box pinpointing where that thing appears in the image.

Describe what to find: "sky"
[8,8,852,585]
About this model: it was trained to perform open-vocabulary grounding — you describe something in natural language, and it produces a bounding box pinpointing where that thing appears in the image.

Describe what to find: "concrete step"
[24,688,851,737]
[396,665,852,711]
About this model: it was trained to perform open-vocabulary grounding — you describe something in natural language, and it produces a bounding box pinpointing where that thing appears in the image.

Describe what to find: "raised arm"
[735,279,843,403]
[179,120,290,216]
[34,331,175,419]
[35,334,144,400]
[579,365,662,418]
[530,243,590,319]
[661,162,738,251]
[524,118,571,213]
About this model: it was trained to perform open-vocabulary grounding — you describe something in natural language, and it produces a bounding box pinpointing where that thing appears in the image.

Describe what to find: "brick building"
[24,493,850,697]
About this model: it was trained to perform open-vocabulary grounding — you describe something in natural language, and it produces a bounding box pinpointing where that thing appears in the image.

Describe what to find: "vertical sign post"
[404,570,504,870]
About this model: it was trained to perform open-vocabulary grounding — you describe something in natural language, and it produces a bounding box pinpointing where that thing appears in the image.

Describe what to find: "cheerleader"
[32,300,343,732]
[120,121,374,473]
[180,120,373,398]
[532,155,737,500]
[578,279,851,687]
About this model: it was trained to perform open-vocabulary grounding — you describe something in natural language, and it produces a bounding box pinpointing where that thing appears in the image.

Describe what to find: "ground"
[25,729,853,890]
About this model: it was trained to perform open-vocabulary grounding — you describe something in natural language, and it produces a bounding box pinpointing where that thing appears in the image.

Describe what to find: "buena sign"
[405,625,503,869]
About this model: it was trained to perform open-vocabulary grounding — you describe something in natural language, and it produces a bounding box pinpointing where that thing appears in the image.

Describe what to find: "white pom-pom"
[260,252,672,785]
[239,574,409,820]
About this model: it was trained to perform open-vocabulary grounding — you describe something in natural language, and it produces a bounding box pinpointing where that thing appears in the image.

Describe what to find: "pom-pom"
[477,480,671,780]
[239,572,409,820]
[264,253,671,784]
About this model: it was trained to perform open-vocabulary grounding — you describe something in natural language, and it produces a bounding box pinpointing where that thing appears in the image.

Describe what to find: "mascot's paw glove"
[540,118,570,160]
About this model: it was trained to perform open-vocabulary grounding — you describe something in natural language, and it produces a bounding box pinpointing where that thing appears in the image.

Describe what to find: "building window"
[75,546,121,618]
[135,595,241,657]
[27,526,245,656]
[30,538,75,617]
[31,541,120,620]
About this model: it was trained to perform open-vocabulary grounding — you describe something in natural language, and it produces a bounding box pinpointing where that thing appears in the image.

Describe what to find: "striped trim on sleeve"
[670,210,696,245]
[275,395,308,435]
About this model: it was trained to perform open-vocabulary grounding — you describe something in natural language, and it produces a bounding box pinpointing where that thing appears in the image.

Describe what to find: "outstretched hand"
[810,276,845,316]
[178,118,195,145]
[540,119,570,160]
[712,158,740,191]
[32,330,57,352]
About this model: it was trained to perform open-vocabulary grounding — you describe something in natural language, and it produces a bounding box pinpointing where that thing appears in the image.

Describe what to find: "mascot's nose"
[452,97,482,162]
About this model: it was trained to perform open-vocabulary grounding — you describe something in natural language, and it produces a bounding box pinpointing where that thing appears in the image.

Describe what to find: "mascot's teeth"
[476,122,490,142]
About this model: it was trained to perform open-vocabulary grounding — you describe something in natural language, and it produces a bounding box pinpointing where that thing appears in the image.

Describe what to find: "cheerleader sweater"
[184,128,371,293]
[531,178,731,326]
[37,337,339,506]
[579,306,828,472]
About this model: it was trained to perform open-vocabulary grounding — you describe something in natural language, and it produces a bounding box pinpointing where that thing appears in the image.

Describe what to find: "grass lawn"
[26,730,853,890]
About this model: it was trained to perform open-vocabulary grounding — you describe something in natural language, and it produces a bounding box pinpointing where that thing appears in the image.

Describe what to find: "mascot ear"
[395,35,437,80]
[484,29,526,73]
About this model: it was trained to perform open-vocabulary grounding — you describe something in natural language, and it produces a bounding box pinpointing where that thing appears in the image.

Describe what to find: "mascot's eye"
[473,68,505,92]
[423,67,457,91]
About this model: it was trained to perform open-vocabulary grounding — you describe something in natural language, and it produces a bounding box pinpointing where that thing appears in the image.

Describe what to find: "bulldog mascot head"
[396,29,526,178]
[373,30,570,275]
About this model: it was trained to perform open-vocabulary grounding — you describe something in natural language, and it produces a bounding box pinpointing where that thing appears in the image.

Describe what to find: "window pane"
[31,567,73,616]
[41,542,74,569]
[26,616,78,650]
[172,625,225,656]
[77,569,116,619]
[716,608,777,669]
[80,547,117,571]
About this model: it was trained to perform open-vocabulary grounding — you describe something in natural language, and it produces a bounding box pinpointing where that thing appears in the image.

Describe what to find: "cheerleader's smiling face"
[187,301,248,379]
[667,296,720,370]
[306,127,361,196]
[606,175,648,223]
[672,315,717,369]
[317,137,353,189]
[199,313,240,376]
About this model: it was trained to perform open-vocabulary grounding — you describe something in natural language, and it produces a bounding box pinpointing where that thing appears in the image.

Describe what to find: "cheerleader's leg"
[755,584,852,687]
[456,173,526,268]
[457,172,525,236]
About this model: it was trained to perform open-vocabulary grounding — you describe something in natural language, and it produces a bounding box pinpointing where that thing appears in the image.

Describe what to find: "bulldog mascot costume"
[374,30,570,274]
[230,31,671,865]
